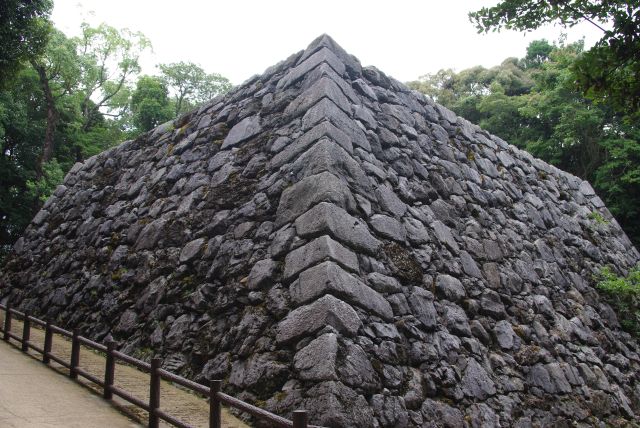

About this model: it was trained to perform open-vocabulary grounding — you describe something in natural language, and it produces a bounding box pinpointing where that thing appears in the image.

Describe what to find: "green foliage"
[523,39,554,69]
[573,44,640,121]
[594,128,640,241]
[74,22,152,130]
[470,1,614,33]
[469,0,640,119]
[130,76,173,132]
[0,66,46,261]
[0,18,233,262]
[158,61,232,116]
[0,0,53,87]
[587,210,608,225]
[410,38,640,248]
[597,265,640,336]
[26,159,63,203]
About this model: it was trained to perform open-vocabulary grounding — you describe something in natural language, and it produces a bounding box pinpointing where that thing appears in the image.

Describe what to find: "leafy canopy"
[0,18,233,262]
[408,38,640,248]
[130,75,173,132]
[469,0,640,118]
[158,62,232,116]
[0,0,53,87]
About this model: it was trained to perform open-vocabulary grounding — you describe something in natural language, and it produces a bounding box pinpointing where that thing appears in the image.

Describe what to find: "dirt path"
[1,313,249,428]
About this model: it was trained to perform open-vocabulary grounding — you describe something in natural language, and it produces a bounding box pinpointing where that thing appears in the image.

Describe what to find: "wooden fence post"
[21,312,30,352]
[149,357,161,428]
[43,321,53,364]
[2,303,10,341]
[209,379,222,428]
[292,410,308,428]
[104,340,115,400]
[70,329,80,379]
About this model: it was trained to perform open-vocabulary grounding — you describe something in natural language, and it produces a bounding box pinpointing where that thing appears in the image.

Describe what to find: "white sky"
[52,1,605,86]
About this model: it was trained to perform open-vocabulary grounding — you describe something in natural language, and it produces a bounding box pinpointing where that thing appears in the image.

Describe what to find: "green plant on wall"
[588,210,609,225]
[596,265,640,337]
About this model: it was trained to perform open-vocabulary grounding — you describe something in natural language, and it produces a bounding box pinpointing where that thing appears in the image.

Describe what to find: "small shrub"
[588,210,609,225]
[26,160,65,203]
[596,265,640,336]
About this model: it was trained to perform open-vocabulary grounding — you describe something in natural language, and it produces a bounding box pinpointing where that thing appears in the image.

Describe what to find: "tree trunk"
[31,60,57,180]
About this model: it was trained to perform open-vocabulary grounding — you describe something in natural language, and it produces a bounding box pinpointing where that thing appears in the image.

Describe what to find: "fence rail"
[0,303,312,428]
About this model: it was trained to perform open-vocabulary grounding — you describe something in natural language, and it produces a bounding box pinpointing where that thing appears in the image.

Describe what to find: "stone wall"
[2,35,640,426]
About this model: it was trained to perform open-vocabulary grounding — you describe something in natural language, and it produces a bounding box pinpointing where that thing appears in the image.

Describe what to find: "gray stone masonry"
[2,34,640,427]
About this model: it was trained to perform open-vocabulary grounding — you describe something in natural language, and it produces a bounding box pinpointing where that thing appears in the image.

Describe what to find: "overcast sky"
[52,1,605,86]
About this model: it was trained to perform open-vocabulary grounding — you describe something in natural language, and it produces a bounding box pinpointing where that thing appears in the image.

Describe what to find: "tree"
[130,75,173,132]
[28,28,80,178]
[522,39,554,69]
[594,128,640,242]
[26,22,153,179]
[469,0,640,118]
[0,66,47,259]
[0,19,235,262]
[158,62,232,116]
[0,0,53,87]
[409,39,640,248]
[75,23,151,130]
[0,21,153,261]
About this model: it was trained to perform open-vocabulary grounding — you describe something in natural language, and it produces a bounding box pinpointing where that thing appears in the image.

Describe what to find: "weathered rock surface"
[2,34,640,427]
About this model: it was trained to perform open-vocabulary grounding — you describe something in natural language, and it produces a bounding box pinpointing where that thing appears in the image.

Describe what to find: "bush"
[597,265,640,336]
[26,160,64,203]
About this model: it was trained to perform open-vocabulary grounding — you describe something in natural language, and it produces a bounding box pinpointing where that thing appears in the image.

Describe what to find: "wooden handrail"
[0,303,311,428]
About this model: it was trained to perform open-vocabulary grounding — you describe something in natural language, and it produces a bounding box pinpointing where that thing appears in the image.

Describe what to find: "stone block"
[375,184,407,217]
[300,62,359,103]
[370,214,406,242]
[294,333,338,381]
[179,238,205,263]
[337,343,380,392]
[247,259,278,290]
[276,171,356,227]
[290,139,371,194]
[298,34,362,77]
[442,304,471,337]
[435,274,466,302]
[283,235,358,281]
[494,320,517,350]
[301,98,369,149]
[462,358,496,400]
[408,288,437,330]
[295,202,380,254]
[275,294,361,343]
[367,272,403,294]
[303,381,373,428]
[277,47,347,90]
[135,218,168,250]
[460,251,482,278]
[271,120,353,168]
[403,218,430,244]
[431,220,459,254]
[290,261,392,319]
[221,115,261,149]
[285,76,352,118]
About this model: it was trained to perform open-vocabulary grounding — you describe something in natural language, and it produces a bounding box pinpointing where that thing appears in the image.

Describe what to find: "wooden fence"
[0,303,312,428]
